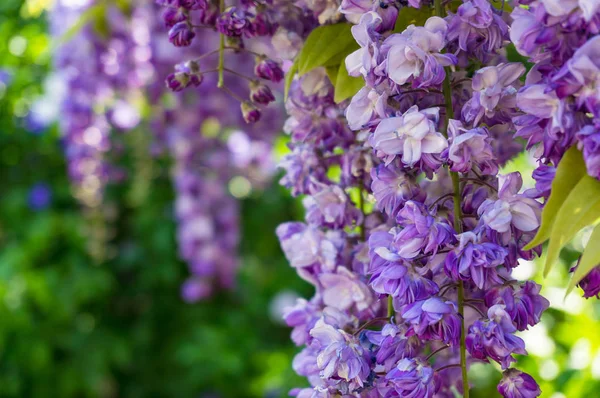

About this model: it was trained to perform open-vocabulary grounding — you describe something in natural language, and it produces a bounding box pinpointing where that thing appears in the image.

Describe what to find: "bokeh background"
[1,0,599,397]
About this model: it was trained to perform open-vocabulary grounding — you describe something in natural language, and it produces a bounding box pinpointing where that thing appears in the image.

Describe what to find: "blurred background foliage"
[0,0,599,397]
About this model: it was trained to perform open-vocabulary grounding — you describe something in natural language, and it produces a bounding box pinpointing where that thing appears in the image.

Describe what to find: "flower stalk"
[434,0,469,395]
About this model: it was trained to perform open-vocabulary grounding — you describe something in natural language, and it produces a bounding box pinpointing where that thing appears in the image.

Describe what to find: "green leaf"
[284,59,299,101]
[325,65,339,85]
[296,23,356,76]
[524,147,587,250]
[544,175,600,276]
[393,6,433,33]
[567,223,600,294]
[334,62,364,103]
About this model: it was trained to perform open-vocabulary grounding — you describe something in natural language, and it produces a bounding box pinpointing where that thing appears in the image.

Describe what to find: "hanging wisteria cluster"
[51,0,281,300]
[150,0,283,301]
[274,0,562,396]
[51,0,150,260]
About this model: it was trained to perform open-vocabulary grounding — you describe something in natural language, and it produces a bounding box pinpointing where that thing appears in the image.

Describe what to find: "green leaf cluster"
[284,22,362,103]
[525,147,600,294]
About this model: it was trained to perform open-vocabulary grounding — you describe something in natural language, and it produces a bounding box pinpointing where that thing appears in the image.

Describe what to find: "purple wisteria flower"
[310,319,371,389]
[478,173,540,234]
[384,357,437,398]
[445,231,507,290]
[446,119,498,175]
[216,7,250,37]
[369,230,440,307]
[394,201,455,259]
[576,125,600,179]
[527,165,555,199]
[383,17,456,88]
[372,106,447,166]
[485,281,549,331]
[462,63,524,126]
[319,267,374,313]
[370,163,422,218]
[284,298,321,346]
[278,145,327,197]
[466,305,527,369]
[345,11,383,82]
[576,264,600,298]
[554,36,600,116]
[446,0,509,61]
[366,323,420,369]
[401,297,461,345]
[346,86,388,131]
[497,368,541,398]
[305,183,362,229]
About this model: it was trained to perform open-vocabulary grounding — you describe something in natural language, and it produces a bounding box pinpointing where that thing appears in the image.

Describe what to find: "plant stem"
[217,0,225,88]
[387,294,394,318]
[426,344,450,361]
[434,0,469,396]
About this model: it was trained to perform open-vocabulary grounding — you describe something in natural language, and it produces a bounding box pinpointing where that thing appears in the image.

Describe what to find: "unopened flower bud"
[249,81,275,105]
[254,56,284,82]
[241,101,261,123]
[168,22,195,47]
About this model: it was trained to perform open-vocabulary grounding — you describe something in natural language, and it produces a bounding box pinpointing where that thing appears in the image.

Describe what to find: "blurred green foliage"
[1,1,600,397]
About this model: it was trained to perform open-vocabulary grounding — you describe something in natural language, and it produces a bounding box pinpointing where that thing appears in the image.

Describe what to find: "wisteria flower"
[372,106,447,166]
[447,119,498,175]
[366,323,420,369]
[445,231,507,290]
[346,86,388,130]
[385,358,437,398]
[446,0,509,60]
[310,319,371,388]
[485,281,549,331]
[401,297,461,345]
[462,63,525,126]
[383,16,456,88]
[478,173,541,234]
[497,368,541,398]
[466,305,527,369]
[319,267,374,312]
[370,163,422,217]
[345,11,383,81]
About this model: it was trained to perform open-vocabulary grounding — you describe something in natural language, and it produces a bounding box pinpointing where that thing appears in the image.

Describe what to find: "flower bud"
[249,81,275,105]
[241,101,261,123]
[162,7,187,28]
[165,72,190,92]
[254,57,284,82]
[168,22,195,47]
[497,369,541,398]
[216,7,249,37]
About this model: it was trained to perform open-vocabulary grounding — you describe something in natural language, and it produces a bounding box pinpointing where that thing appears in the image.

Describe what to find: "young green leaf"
[325,65,339,85]
[524,147,587,250]
[297,23,356,76]
[334,62,364,103]
[543,175,600,276]
[567,223,600,295]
